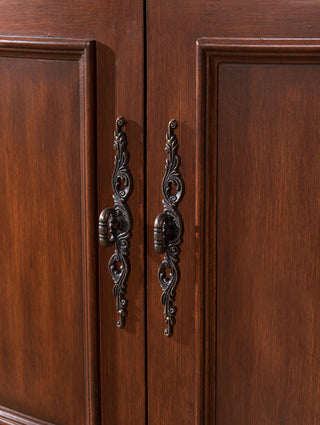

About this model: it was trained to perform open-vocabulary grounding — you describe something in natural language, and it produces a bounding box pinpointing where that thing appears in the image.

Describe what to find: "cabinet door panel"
[198,41,320,424]
[0,39,96,425]
[0,1,145,424]
[147,1,320,424]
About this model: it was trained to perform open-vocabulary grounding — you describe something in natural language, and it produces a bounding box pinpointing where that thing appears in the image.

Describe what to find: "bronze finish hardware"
[154,119,184,337]
[99,117,133,329]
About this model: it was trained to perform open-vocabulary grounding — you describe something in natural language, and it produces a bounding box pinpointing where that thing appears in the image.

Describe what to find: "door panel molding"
[196,38,320,424]
[0,37,93,59]
[0,37,99,425]
[0,405,55,425]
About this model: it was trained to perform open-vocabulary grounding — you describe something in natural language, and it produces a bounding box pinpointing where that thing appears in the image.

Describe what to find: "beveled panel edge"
[196,38,218,425]
[0,406,55,425]
[195,37,320,425]
[197,37,320,51]
[78,41,101,425]
[0,36,93,59]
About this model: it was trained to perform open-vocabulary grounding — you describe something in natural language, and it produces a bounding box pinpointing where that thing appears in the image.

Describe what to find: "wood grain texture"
[0,39,96,425]
[198,39,320,424]
[218,61,320,425]
[147,1,320,424]
[0,2,145,425]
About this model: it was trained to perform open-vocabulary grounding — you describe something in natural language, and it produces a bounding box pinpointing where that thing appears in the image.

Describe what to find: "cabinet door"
[0,3,145,425]
[147,2,320,424]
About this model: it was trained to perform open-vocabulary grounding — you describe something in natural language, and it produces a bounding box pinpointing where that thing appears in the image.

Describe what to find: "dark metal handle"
[99,207,119,247]
[154,212,168,254]
[153,119,184,337]
[154,212,177,254]
[99,117,132,329]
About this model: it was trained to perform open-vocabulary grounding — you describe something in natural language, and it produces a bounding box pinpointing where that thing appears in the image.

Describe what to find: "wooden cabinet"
[1,2,320,425]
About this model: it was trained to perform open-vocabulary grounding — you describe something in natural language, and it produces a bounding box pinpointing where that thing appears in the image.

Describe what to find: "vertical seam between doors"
[143,0,148,424]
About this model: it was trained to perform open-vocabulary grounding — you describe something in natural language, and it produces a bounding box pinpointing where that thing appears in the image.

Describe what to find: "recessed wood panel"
[0,39,97,425]
[198,40,320,425]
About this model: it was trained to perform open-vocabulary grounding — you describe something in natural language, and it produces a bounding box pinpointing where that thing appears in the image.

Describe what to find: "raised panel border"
[0,406,55,425]
[196,38,320,425]
[0,37,99,425]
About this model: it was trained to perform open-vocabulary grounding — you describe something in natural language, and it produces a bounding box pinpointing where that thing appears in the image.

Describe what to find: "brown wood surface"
[216,60,320,425]
[147,3,320,425]
[0,42,91,425]
[3,1,320,425]
[0,2,145,425]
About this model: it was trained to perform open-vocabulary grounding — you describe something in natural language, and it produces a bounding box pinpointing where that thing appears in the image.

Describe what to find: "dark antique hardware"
[99,117,133,329]
[154,119,184,337]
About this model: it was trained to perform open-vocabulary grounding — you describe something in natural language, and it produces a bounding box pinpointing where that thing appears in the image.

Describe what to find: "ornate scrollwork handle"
[153,119,184,337]
[99,117,133,329]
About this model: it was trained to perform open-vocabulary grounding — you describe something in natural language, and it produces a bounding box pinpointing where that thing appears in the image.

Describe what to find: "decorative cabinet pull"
[99,117,133,329]
[154,120,184,337]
